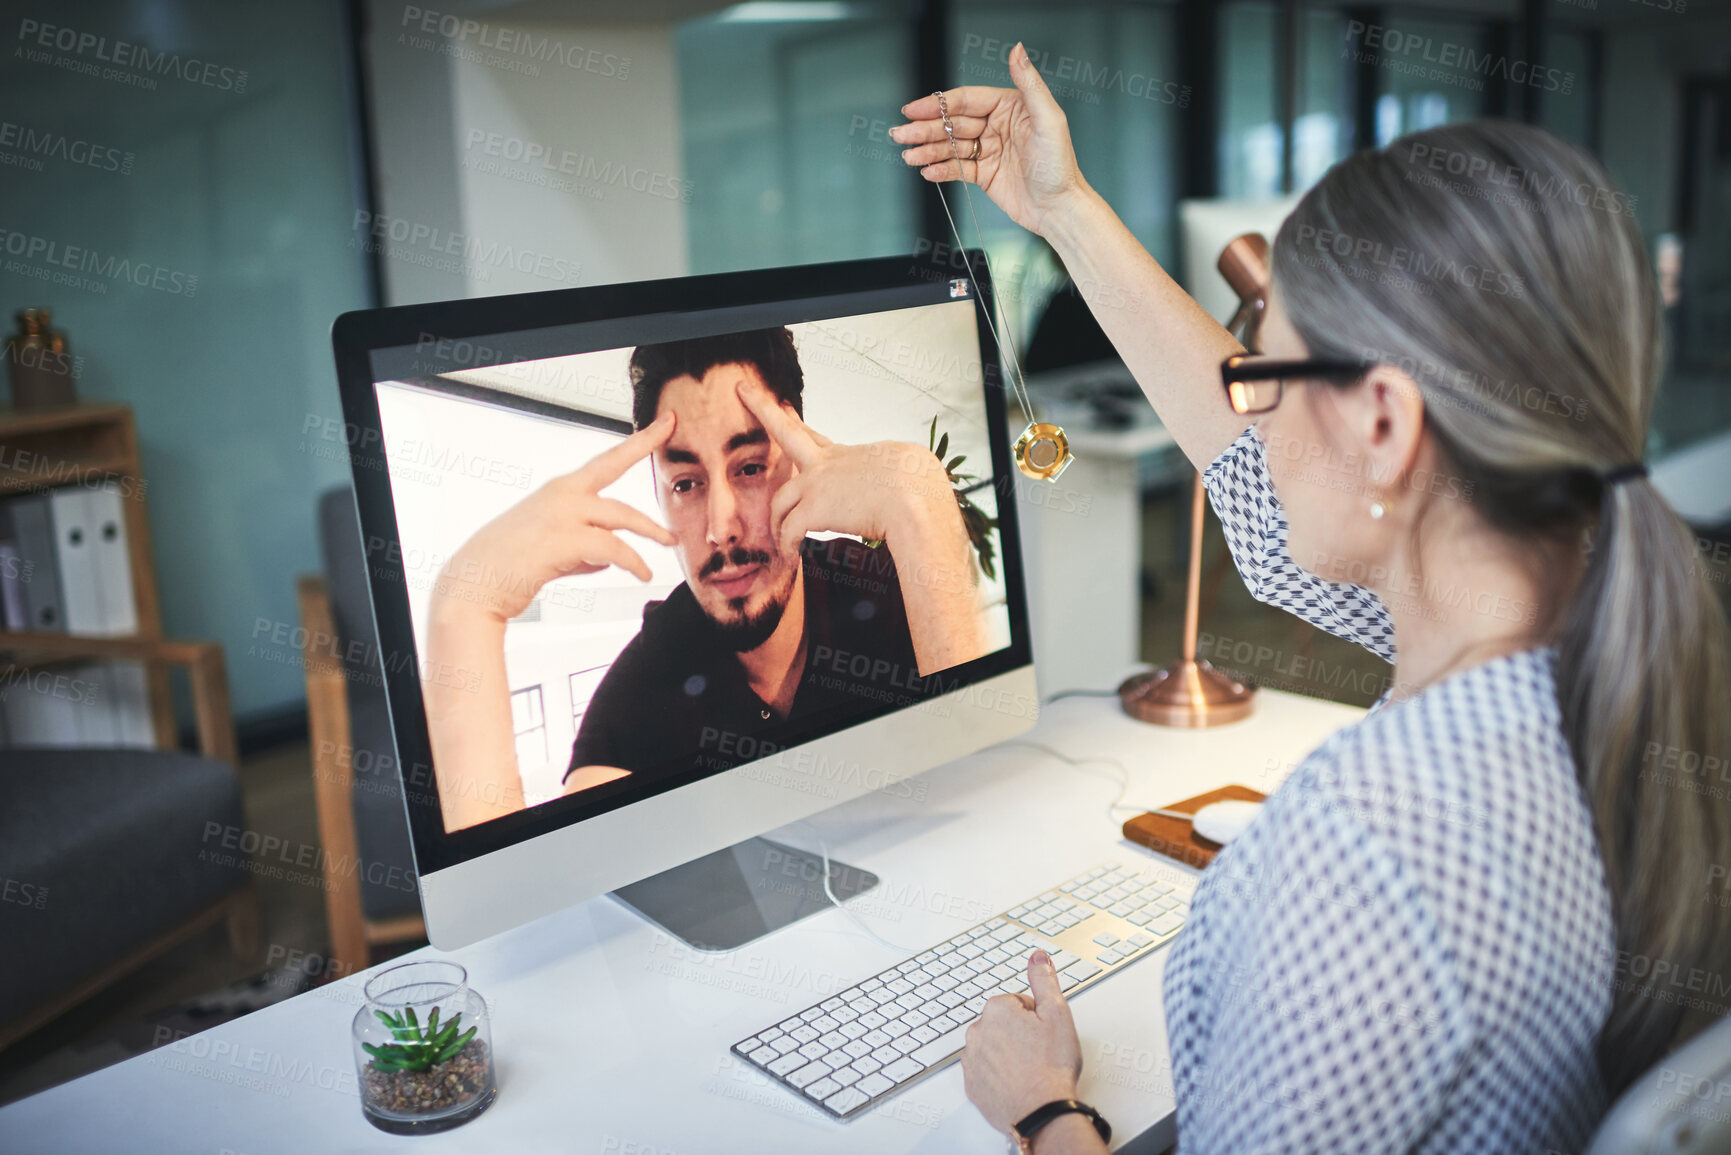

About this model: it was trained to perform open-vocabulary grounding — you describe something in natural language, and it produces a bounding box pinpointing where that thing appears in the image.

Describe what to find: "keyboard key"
[886,978,914,995]
[1037,920,1065,936]
[1149,912,1184,935]
[900,1010,930,1030]
[804,1077,840,1100]
[856,1072,894,1098]
[771,1036,800,1055]
[862,1030,892,1048]
[1155,896,1179,911]
[1063,961,1102,982]
[801,1007,827,1022]
[791,1025,820,1044]
[825,1086,869,1114]
[749,1045,778,1064]
[859,1011,887,1029]
[891,1035,923,1055]
[883,1019,912,1039]
[871,1045,904,1066]
[798,1041,828,1060]
[1057,970,1081,993]
[1097,949,1124,965]
[904,968,934,986]
[832,1007,859,1024]
[1057,912,1084,928]
[768,1052,807,1077]
[840,1022,867,1040]
[937,991,965,1010]
[927,1012,960,1033]
[842,1039,872,1059]
[778,1016,803,1032]
[1128,932,1155,948]
[822,996,845,1011]
[847,997,875,1014]
[1051,950,1080,970]
[1128,912,1153,927]
[788,1060,831,1088]
[1109,902,1134,917]
[831,1065,862,1088]
[881,1057,925,1084]
[1092,932,1120,947]
[910,1024,942,1045]
[852,1055,883,1076]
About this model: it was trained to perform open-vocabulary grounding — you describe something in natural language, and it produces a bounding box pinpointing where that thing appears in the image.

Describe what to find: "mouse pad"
[1122,784,1268,871]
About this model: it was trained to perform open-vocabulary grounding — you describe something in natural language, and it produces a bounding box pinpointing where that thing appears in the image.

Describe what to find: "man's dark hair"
[628,327,804,430]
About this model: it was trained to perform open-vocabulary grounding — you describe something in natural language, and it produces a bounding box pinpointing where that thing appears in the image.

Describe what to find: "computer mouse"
[1190,800,1264,845]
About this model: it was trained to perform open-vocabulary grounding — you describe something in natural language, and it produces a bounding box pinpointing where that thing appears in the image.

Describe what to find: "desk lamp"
[1117,233,1269,727]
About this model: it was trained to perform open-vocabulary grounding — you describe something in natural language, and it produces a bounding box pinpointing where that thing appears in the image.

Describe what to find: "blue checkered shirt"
[1160,426,1616,1153]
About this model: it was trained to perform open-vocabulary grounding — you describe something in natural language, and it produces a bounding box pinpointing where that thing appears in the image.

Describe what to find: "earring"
[1369,500,1387,520]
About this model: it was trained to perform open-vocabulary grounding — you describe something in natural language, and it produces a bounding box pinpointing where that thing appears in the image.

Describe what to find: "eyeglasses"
[1221,354,1374,415]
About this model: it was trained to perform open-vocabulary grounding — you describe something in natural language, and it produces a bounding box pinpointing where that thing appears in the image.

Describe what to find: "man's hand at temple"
[736,377,988,675]
[423,411,677,832]
[432,411,679,625]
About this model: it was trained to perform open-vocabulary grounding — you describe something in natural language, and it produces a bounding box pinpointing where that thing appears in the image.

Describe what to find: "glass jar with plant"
[351,960,496,1134]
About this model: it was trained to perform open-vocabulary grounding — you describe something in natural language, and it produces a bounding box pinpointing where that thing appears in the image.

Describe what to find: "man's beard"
[700,545,799,653]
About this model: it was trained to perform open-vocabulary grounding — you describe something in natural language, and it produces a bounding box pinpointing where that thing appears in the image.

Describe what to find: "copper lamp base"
[1118,660,1255,728]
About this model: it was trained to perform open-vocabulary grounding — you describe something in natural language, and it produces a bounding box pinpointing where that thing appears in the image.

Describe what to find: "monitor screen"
[338,255,1032,868]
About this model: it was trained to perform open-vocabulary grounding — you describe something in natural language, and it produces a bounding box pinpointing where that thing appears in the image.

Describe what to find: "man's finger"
[736,378,821,469]
[769,472,805,539]
[1027,950,1071,1022]
[569,526,653,583]
[585,496,675,548]
[577,410,676,489]
[901,86,1005,122]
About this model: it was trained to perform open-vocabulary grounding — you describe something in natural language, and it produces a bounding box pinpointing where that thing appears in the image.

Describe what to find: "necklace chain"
[932,91,1037,425]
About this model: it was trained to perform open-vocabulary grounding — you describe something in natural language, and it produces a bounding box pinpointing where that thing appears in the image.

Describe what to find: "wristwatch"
[1006,1099,1112,1153]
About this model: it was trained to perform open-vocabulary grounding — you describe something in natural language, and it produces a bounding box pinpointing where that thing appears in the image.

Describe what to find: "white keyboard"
[729,860,1197,1120]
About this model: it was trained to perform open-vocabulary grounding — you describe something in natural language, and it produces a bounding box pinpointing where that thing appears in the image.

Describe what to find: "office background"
[1,0,1727,1104]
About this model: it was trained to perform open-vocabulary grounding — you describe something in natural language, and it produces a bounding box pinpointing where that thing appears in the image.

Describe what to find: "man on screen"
[424,327,989,830]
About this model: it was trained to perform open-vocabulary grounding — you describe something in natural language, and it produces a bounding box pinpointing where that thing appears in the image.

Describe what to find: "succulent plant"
[364,1006,477,1073]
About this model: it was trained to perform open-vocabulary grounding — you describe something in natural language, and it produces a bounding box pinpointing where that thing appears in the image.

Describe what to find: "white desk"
[0,689,1362,1154]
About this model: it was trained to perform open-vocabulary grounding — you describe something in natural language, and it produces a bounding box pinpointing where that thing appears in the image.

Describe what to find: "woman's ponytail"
[1559,479,1731,1094]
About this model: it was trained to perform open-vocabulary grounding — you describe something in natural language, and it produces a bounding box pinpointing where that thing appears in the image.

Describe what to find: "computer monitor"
[330,253,1037,951]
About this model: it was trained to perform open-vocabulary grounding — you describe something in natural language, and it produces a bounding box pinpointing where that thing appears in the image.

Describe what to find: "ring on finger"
[967,137,982,161]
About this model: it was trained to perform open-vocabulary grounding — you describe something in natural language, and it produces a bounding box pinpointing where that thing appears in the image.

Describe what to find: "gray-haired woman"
[894,40,1731,1155]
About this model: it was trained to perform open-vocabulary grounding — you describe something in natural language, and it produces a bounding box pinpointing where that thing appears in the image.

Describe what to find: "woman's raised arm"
[894,41,1252,471]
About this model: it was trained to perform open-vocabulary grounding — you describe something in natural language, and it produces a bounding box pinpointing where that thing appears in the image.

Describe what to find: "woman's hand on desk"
[892,41,1088,238]
[963,950,1102,1149]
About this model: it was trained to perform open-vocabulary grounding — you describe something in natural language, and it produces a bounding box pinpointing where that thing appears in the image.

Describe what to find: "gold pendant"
[1013,422,1073,482]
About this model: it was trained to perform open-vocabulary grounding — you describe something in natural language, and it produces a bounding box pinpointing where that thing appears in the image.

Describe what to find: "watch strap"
[1013,1099,1111,1150]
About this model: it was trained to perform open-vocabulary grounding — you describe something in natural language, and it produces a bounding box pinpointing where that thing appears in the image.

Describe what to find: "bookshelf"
[0,402,176,745]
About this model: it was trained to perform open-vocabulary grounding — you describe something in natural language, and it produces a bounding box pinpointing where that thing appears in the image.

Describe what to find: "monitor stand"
[609,836,878,952]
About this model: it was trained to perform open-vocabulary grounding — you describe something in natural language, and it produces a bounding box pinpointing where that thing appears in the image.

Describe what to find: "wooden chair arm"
[0,632,236,766]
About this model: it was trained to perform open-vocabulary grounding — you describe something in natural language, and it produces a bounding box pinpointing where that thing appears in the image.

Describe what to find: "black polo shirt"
[566,536,926,786]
